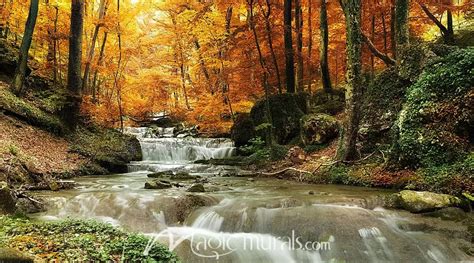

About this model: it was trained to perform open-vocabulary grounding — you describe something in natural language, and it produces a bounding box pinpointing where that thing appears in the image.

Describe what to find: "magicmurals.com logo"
[144,229,333,260]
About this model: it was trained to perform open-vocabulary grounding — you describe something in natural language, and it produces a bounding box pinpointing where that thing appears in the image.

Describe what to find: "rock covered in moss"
[186,183,205,192]
[250,93,308,144]
[393,190,462,213]
[144,180,172,189]
[0,182,16,214]
[300,113,339,145]
[231,113,255,147]
[286,146,306,165]
[0,248,33,263]
[309,89,345,115]
[392,48,474,168]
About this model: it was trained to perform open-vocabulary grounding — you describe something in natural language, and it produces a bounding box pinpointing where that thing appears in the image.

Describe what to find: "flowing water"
[32,128,472,263]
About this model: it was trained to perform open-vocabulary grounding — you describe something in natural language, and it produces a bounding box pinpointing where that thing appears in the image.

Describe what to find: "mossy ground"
[0,216,177,262]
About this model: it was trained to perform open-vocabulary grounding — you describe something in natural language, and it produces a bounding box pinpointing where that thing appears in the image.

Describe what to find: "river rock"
[0,182,17,214]
[144,180,172,190]
[286,146,306,165]
[0,248,33,263]
[300,113,339,145]
[174,172,197,180]
[147,171,174,178]
[393,190,462,213]
[186,183,205,193]
[16,197,46,214]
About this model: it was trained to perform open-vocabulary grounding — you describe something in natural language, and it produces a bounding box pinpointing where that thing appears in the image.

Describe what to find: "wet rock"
[174,171,197,180]
[308,191,315,195]
[16,197,46,214]
[422,207,469,222]
[147,171,174,178]
[300,113,339,145]
[186,183,205,193]
[173,194,218,223]
[144,180,172,190]
[393,190,462,213]
[0,248,33,263]
[247,178,255,182]
[0,182,16,214]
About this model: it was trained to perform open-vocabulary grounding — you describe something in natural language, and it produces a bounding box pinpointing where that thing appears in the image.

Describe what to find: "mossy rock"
[0,182,16,214]
[0,248,33,263]
[393,190,462,213]
[309,89,345,115]
[250,93,308,144]
[144,180,172,189]
[392,48,474,168]
[300,113,339,145]
[186,183,205,192]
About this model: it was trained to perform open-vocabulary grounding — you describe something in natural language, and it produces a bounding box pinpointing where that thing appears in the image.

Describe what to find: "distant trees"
[11,0,39,95]
[63,0,84,129]
[320,0,332,93]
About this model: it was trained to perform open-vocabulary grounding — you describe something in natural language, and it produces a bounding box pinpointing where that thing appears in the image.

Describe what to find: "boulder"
[310,89,345,115]
[16,197,46,214]
[0,182,16,214]
[300,114,339,145]
[0,248,33,263]
[230,113,255,147]
[251,93,308,144]
[286,146,306,165]
[144,180,172,190]
[186,183,205,193]
[393,190,462,213]
[174,171,197,180]
[147,171,174,178]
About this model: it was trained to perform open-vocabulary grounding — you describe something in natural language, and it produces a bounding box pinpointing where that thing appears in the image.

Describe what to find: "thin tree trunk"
[390,3,396,58]
[307,0,313,94]
[338,0,363,161]
[395,0,409,48]
[418,3,455,44]
[52,5,59,85]
[320,0,332,93]
[83,0,107,94]
[64,0,85,129]
[295,0,304,92]
[284,0,295,93]
[248,0,273,145]
[370,15,375,76]
[115,0,123,132]
[194,39,213,95]
[381,11,388,53]
[262,0,282,94]
[11,0,39,95]
[92,32,107,103]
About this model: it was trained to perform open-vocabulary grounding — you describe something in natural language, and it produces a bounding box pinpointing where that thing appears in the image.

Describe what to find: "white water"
[32,127,473,263]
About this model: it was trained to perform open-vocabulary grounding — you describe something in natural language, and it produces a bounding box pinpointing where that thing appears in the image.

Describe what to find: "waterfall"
[124,127,236,172]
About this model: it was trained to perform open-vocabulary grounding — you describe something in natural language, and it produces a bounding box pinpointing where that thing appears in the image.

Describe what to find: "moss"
[0,216,177,262]
[393,48,474,168]
[309,89,345,115]
[70,126,142,174]
[0,88,64,134]
[300,113,339,145]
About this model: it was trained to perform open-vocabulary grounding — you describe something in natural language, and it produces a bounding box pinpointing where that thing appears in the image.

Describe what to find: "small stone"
[308,191,315,195]
[144,180,172,190]
[248,178,255,182]
[186,183,205,193]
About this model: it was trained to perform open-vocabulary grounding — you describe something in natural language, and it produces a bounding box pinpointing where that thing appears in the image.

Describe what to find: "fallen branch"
[260,167,313,176]
[361,33,396,66]
[13,190,44,205]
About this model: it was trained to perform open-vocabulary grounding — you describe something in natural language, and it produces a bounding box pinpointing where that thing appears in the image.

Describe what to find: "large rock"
[144,180,172,190]
[394,190,462,213]
[250,93,308,144]
[310,89,345,115]
[0,182,16,214]
[300,114,339,145]
[231,113,255,147]
[186,183,205,193]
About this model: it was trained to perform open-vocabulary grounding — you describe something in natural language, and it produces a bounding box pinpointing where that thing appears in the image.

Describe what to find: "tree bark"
[390,3,396,58]
[284,0,295,93]
[307,0,313,94]
[92,32,107,103]
[419,3,455,44]
[338,0,363,161]
[11,0,39,95]
[64,0,85,129]
[320,0,332,93]
[395,0,409,48]
[295,0,304,92]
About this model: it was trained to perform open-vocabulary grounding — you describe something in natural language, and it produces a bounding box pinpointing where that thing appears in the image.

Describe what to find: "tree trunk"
[390,4,396,58]
[248,0,273,145]
[307,0,313,94]
[64,0,85,129]
[92,32,107,103]
[83,0,107,95]
[338,0,363,161]
[284,0,295,93]
[395,0,409,48]
[370,15,375,77]
[11,0,39,95]
[320,0,332,93]
[52,5,59,85]
[295,0,304,92]
[263,0,283,94]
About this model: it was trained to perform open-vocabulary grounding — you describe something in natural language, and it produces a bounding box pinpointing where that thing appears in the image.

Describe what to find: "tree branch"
[418,3,448,34]
[361,32,396,66]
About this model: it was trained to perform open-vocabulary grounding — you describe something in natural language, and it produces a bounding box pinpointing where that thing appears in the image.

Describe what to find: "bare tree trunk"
[284,0,295,93]
[295,0,304,92]
[390,3,396,58]
[370,15,375,76]
[381,11,388,53]
[64,0,85,129]
[52,5,59,85]
[11,0,39,95]
[92,32,107,103]
[320,0,332,93]
[338,0,363,161]
[395,0,409,48]
[115,0,123,132]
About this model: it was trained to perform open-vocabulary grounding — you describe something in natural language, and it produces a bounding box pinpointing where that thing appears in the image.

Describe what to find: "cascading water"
[32,127,473,262]
[125,127,236,172]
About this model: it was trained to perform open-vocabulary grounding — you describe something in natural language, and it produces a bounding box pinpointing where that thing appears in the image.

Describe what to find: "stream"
[32,128,472,263]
